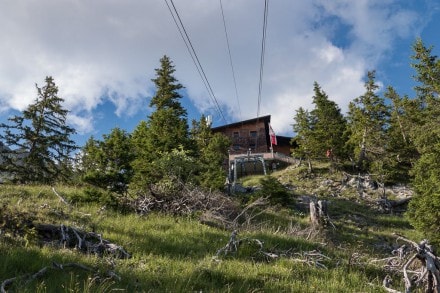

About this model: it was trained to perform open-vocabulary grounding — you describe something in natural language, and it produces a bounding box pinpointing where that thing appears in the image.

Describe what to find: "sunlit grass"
[0,183,414,292]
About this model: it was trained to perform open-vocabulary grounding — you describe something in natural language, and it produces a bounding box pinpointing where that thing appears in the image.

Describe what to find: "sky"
[1,0,439,147]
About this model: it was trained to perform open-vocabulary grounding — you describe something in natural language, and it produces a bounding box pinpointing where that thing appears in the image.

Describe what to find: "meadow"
[0,166,419,292]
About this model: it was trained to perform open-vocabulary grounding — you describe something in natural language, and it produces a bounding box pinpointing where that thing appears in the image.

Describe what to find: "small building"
[212,115,295,181]
[211,115,291,155]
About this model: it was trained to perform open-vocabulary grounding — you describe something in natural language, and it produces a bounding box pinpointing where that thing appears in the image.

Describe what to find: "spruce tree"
[383,87,418,183]
[309,82,348,169]
[346,71,389,173]
[147,55,190,154]
[411,38,440,100]
[292,107,314,172]
[81,128,133,194]
[190,115,230,190]
[406,39,440,245]
[0,76,76,183]
[131,56,192,191]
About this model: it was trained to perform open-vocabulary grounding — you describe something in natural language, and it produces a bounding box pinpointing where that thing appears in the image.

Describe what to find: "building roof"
[211,115,271,132]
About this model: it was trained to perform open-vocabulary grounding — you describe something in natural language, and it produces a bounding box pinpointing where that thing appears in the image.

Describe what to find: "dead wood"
[0,261,104,293]
[232,196,269,228]
[216,230,239,256]
[214,230,330,267]
[309,199,334,229]
[35,223,130,258]
[377,234,440,293]
[131,181,239,222]
[377,197,412,213]
[51,187,70,207]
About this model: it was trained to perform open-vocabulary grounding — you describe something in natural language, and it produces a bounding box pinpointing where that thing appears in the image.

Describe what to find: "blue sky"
[0,0,439,147]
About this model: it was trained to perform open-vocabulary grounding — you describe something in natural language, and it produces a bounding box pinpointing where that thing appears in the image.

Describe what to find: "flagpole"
[269,123,274,158]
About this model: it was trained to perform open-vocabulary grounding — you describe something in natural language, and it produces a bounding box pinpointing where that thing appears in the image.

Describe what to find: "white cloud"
[0,0,427,136]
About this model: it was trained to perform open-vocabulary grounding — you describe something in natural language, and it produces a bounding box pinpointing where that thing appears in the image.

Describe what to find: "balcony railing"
[229,151,297,165]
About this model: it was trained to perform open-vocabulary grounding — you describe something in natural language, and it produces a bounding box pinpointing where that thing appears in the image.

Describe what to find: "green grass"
[0,181,418,292]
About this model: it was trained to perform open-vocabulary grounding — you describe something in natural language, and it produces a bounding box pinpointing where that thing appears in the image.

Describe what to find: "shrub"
[255,176,293,206]
[68,187,122,209]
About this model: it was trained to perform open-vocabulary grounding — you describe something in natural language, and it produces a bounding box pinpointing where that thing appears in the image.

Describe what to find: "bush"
[68,187,122,209]
[255,176,293,206]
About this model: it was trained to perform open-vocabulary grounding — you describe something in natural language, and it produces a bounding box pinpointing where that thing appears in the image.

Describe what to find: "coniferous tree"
[147,55,191,153]
[292,107,314,172]
[383,87,418,183]
[131,56,192,191]
[309,82,348,169]
[411,38,440,100]
[346,71,389,173]
[130,121,151,186]
[81,128,133,194]
[406,39,440,245]
[0,76,76,183]
[191,115,230,190]
[78,136,100,175]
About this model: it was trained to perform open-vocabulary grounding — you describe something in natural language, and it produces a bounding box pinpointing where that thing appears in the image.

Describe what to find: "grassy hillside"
[0,165,421,292]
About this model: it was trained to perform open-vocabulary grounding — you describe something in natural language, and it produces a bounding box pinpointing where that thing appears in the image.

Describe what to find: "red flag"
[269,123,277,145]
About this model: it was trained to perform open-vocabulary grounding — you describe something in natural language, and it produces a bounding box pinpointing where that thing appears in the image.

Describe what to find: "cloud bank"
[0,0,429,136]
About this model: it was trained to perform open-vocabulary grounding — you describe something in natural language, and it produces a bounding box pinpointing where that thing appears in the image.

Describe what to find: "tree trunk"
[307,157,313,173]
[357,127,367,169]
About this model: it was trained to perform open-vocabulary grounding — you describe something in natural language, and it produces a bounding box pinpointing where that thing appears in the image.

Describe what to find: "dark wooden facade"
[211,115,292,157]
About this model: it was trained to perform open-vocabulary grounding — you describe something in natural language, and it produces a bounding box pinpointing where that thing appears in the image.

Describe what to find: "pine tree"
[346,71,389,173]
[0,76,76,183]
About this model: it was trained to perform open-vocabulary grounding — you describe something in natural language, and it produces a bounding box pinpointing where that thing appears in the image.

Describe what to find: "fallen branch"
[52,187,71,207]
[35,224,131,259]
[382,275,401,293]
[403,253,417,292]
[232,197,269,228]
[1,262,96,293]
[214,230,330,267]
[216,230,239,256]
[131,181,240,223]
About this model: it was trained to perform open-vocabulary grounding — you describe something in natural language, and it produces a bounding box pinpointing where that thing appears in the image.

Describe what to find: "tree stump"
[310,200,328,228]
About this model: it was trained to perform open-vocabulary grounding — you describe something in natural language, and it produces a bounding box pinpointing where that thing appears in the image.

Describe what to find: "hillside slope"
[0,166,424,292]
